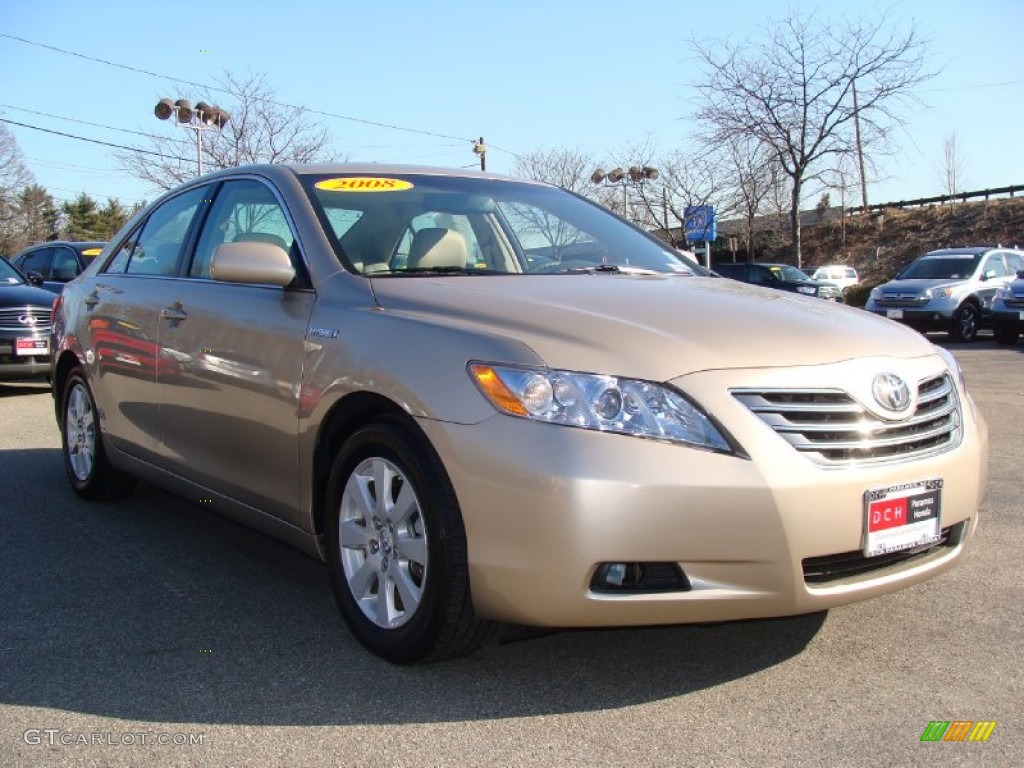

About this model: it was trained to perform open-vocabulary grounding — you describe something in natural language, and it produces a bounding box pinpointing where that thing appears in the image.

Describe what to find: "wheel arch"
[311,391,422,543]
[52,350,84,422]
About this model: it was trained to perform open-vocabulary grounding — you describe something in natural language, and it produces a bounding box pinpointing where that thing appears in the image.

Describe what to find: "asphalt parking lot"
[1,340,1021,767]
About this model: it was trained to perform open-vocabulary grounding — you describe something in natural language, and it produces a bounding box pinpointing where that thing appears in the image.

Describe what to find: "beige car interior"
[407,228,469,269]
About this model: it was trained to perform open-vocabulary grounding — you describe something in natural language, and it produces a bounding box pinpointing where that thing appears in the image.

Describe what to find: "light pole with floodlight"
[590,165,659,221]
[154,98,230,176]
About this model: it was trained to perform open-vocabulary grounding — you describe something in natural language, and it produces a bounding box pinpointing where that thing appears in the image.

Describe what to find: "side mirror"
[980,270,996,281]
[210,242,296,287]
[26,271,45,287]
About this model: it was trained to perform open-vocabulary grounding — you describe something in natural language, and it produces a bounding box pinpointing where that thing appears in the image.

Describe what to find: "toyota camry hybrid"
[50,164,988,663]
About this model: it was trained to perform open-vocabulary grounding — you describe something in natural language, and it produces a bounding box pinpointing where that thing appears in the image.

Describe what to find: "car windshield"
[769,265,809,282]
[899,254,981,280]
[303,174,707,276]
[0,258,27,285]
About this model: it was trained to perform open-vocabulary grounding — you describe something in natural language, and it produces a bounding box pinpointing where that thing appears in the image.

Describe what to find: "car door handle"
[161,306,188,321]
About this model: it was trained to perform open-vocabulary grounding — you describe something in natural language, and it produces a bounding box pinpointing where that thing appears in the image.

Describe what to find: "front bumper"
[0,336,51,380]
[418,356,988,627]
[992,305,1024,330]
[864,300,960,329]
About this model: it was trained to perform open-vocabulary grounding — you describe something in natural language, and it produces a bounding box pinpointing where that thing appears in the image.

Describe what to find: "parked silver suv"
[866,247,1024,341]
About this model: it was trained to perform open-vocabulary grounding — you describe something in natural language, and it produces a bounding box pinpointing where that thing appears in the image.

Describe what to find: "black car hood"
[0,282,59,308]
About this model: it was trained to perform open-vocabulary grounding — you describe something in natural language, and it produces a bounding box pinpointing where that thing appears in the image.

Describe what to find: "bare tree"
[117,71,333,191]
[821,152,859,247]
[723,136,776,260]
[0,122,36,253]
[940,131,968,201]
[512,147,598,195]
[691,10,933,266]
[508,147,606,261]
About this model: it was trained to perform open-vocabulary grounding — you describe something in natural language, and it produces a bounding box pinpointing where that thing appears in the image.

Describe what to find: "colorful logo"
[920,721,997,742]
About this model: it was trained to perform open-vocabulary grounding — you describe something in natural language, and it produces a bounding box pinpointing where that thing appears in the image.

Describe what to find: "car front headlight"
[933,345,967,391]
[469,362,732,452]
[993,287,1007,302]
[923,287,954,300]
[796,285,816,295]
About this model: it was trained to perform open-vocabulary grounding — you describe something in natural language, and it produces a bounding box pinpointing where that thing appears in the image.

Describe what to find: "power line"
[0,118,192,162]
[919,79,1024,93]
[0,32,494,147]
[0,103,169,140]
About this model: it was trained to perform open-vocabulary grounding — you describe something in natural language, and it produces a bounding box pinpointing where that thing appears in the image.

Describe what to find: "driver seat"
[407,228,468,269]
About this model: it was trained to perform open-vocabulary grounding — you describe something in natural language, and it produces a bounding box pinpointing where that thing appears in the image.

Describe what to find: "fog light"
[594,562,639,588]
[591,562,690,593]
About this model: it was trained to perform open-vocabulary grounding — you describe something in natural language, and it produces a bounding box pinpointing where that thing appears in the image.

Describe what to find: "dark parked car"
[9,241,106,294]
[865,246,1024,342]
[0,257,55,381]
[714,262,844,301]
[991,270,1024,345]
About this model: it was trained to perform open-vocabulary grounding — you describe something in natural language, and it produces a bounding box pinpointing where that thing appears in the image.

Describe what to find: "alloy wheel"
[65,382,96,482]
[338,456,428,629]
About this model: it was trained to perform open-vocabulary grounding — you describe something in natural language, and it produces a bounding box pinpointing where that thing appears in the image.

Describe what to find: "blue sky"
[2,0,1022,210]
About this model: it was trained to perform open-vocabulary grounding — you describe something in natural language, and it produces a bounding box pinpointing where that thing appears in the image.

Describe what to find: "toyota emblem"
[18,314,38,327]
[872,373,911,411]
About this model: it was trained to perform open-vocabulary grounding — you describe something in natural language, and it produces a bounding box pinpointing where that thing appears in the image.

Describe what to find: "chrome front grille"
[732,374,961,466]
[1004,292,1024,308]
[802,523,963,584]
[0,307,53,333]
[875,293,927,308]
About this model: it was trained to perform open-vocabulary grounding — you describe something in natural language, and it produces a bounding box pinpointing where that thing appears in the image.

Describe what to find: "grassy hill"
[785,197,1024,302]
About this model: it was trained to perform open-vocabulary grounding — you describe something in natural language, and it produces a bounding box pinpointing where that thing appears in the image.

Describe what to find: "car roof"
[195,162,547,187]
[921,247,992,257]
[15,241,106,254]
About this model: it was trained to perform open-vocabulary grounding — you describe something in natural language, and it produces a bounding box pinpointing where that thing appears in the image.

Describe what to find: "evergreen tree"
[62,192,102,240]
[98,197,130,239]
[15,184,61,245]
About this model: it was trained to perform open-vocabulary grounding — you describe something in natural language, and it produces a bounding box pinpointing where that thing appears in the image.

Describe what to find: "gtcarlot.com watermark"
[23,729,206,747]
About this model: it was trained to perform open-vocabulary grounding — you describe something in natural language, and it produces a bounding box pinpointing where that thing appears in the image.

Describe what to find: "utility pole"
[852,79,869,211]
[473,137,486,171]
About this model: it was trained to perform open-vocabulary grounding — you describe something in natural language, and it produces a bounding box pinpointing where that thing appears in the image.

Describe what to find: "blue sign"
[684,205,716,242]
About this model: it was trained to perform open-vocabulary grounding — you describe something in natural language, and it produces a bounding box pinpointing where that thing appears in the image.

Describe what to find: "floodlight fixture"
[154,98,175,120]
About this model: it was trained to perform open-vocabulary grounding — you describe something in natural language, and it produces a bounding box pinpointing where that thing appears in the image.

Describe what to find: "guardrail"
[847,184,1023,215]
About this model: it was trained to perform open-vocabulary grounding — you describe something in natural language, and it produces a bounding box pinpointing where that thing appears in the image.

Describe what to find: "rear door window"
[105,186,210,276]
[51,247,80,280]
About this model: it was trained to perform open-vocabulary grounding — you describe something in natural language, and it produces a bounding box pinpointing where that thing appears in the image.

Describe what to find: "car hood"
[878,279,963,294]
[369,274,936,380]
[0,282,59,307]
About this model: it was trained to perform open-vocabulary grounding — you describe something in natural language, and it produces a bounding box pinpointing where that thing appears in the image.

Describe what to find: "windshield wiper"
[375,266,495,276]
[554,264,661,276]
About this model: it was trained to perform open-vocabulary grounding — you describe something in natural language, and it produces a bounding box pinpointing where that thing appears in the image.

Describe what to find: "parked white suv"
[811,265,859,292]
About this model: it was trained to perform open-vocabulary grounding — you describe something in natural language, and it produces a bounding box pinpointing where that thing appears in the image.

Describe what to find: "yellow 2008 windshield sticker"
[81,248,103,256]
[315,177,413,192]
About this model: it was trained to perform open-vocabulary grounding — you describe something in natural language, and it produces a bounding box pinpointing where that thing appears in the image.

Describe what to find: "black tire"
[993,321,1020,346]
[324,417,497,664]
[60,367,137,501]
[948,303,979,342]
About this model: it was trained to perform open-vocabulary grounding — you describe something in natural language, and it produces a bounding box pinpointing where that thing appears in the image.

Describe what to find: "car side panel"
[157,280,316,525]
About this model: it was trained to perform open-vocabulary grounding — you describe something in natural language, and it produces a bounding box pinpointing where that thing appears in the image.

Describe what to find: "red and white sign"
[15,337,48,356]
[864,480,942,557]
